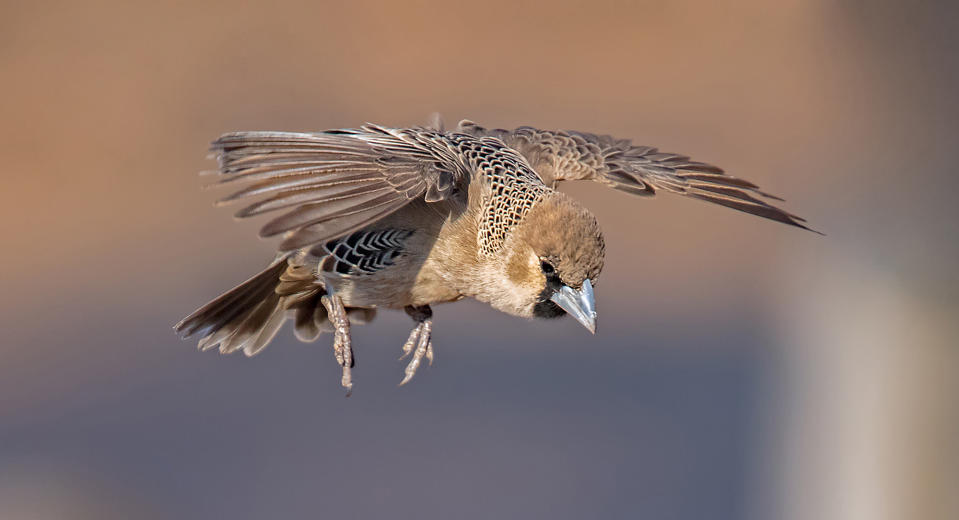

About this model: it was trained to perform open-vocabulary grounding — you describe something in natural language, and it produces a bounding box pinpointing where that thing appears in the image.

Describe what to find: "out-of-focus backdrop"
[1,1,956,519]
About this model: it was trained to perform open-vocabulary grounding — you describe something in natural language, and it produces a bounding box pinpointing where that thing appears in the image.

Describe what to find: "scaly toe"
[399,323,422,361]
[399,321,432,386]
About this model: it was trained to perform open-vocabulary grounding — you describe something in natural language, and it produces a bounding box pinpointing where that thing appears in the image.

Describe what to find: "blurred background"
[1,1,956,518]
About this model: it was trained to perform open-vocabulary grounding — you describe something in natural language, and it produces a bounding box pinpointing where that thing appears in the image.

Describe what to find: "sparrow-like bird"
[175,119,815,393]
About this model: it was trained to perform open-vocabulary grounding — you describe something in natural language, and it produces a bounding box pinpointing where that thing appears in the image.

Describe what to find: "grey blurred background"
[1,1,956,519]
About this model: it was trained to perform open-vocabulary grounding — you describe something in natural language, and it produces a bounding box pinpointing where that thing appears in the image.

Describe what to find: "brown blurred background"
[1,1,956,519]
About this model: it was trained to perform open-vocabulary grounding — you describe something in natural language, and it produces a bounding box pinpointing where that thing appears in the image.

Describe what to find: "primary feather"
[457,120,818,233]
[209,127,474,250]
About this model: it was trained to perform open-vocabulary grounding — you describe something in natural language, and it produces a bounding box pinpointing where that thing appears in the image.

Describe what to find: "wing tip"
[794,221,826,236]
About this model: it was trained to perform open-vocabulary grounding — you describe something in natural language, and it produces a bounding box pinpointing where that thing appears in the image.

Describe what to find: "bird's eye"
[540,261,555,275]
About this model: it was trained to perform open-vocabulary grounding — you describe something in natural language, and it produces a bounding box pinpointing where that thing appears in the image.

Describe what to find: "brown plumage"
[175,118,816,393]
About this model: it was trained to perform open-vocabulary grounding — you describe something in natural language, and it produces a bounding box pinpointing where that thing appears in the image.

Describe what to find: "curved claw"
[342,367,353,397]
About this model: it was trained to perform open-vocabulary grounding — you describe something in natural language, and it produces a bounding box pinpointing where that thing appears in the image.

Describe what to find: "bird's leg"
[321,293,353,395]
[399,305,433,386]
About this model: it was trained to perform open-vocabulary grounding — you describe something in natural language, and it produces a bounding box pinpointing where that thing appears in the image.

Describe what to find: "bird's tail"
[173,259,376,357]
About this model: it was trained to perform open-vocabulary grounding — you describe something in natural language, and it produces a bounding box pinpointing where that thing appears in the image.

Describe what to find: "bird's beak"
[549,279,597,333]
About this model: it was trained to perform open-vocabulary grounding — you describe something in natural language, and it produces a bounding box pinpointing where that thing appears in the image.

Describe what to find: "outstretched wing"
[457,120,817,233]
[206,125,472,251]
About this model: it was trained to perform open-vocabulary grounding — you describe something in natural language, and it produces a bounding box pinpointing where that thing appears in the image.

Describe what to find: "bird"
[174,117,816,393]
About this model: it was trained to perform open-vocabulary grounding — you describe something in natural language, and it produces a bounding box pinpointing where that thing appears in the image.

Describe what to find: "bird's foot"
[321,294,353,396]
[399,305,433,386]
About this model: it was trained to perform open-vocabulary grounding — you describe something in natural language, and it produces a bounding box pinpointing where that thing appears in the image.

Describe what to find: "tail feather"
[175,259,316,356]
[217,291,282,355]
[175,260,288,340]
[175,258,375,356]
[239,292,287,356]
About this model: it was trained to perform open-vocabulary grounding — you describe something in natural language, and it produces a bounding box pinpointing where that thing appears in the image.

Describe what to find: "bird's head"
[486,192,605,332]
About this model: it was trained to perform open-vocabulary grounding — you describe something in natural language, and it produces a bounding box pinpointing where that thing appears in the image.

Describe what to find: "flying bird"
[175,118,815,393]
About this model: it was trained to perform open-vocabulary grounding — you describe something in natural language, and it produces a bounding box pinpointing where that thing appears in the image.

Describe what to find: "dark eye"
[540,261,555,275]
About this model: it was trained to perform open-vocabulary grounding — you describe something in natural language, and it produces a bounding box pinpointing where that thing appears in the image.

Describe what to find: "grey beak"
[549,279,597,333]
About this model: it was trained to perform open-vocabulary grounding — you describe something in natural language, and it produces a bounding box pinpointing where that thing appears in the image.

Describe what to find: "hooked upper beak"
[549,279,597,333]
